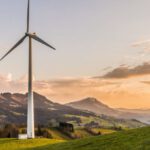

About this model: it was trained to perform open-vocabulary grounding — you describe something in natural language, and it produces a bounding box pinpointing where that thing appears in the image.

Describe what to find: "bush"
[0,124,19,138]
[42,129,52,139]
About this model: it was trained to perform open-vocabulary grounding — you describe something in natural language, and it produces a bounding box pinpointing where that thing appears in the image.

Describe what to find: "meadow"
[1,127,150,150]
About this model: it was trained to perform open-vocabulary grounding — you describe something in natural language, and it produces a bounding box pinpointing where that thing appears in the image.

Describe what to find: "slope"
[66,97,118,116]
[1,127,150,150]
[66,97,150,123]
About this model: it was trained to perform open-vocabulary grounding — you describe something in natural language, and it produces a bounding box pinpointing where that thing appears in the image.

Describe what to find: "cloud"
[102,63,150,78]
[141,81,150,85]
[0,74,121,103]
[1,67,150,108]
[132,39,150,52]
[0,73,12,82]
[0,74,27,93]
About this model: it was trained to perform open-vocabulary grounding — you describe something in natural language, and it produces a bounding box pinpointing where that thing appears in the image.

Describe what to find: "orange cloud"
[1,73,150,109]
[101,63,150,78]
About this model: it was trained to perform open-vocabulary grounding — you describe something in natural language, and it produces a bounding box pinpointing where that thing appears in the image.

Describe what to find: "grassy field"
[48,128,71,140]
[48,127,115,139]
[1,127,150,150]
[91,128,116,135]
[0,138,63,150]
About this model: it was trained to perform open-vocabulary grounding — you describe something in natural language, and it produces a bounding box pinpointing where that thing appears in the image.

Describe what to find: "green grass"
[0,138,63,150]
[1,127,150,150]
[73,129,93,138]
[48,128,71,140]
[92,128,116,135]
[65,114,146,129]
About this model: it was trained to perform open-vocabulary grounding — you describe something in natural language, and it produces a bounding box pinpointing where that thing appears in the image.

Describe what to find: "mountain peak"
[66,97,117,116]
[78,97,104,105]
[75,97,104,105]
[83,97,98,102]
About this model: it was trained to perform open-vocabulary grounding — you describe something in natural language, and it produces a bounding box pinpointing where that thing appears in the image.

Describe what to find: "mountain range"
[0,92,147,128]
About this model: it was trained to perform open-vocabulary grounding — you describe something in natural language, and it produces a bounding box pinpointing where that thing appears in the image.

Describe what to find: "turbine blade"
[27,0,30,32]
[30,34,56,50]
[0,35,27,61]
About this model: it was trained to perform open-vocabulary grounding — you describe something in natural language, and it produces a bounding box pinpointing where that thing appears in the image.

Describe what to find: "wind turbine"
[0,0,56,139]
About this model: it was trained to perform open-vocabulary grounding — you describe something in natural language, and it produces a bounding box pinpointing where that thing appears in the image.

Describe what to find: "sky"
[1,0,150,108]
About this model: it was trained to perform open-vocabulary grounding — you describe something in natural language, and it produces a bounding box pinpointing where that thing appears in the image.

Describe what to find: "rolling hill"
[30,126,150,150]
[1,127,150,150]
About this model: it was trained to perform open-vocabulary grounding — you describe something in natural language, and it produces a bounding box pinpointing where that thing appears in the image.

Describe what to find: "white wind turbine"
[0,0,56,139]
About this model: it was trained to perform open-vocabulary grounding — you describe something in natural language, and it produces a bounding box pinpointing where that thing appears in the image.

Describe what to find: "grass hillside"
[1,127,150,150]
[47,127,117,139]
[47,128,71,140]
[66,114,146,129]
[0,138,63,150]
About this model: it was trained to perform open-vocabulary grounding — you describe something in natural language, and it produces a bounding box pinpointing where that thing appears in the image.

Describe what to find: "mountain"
[117,108,150,124]
[0,92,96,124]
[66,97,150,124]
[0,92,146,128]
[66,97,118,117]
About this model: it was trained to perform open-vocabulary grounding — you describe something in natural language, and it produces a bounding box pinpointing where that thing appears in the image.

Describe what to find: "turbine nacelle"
[26,32,36,36]
[26,32,56,50]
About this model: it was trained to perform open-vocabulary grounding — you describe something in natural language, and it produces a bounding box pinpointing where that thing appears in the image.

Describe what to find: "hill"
[66,97,118,116]
[1,127,150,150]
[117,108,150,124]
[32,126,150,150]
[66,97,150,124]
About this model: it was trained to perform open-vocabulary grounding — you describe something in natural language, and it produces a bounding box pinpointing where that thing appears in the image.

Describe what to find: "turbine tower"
[0,0,56,139]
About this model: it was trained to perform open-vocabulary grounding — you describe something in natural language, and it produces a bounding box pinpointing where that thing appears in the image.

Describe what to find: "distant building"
[59,122,74,132]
